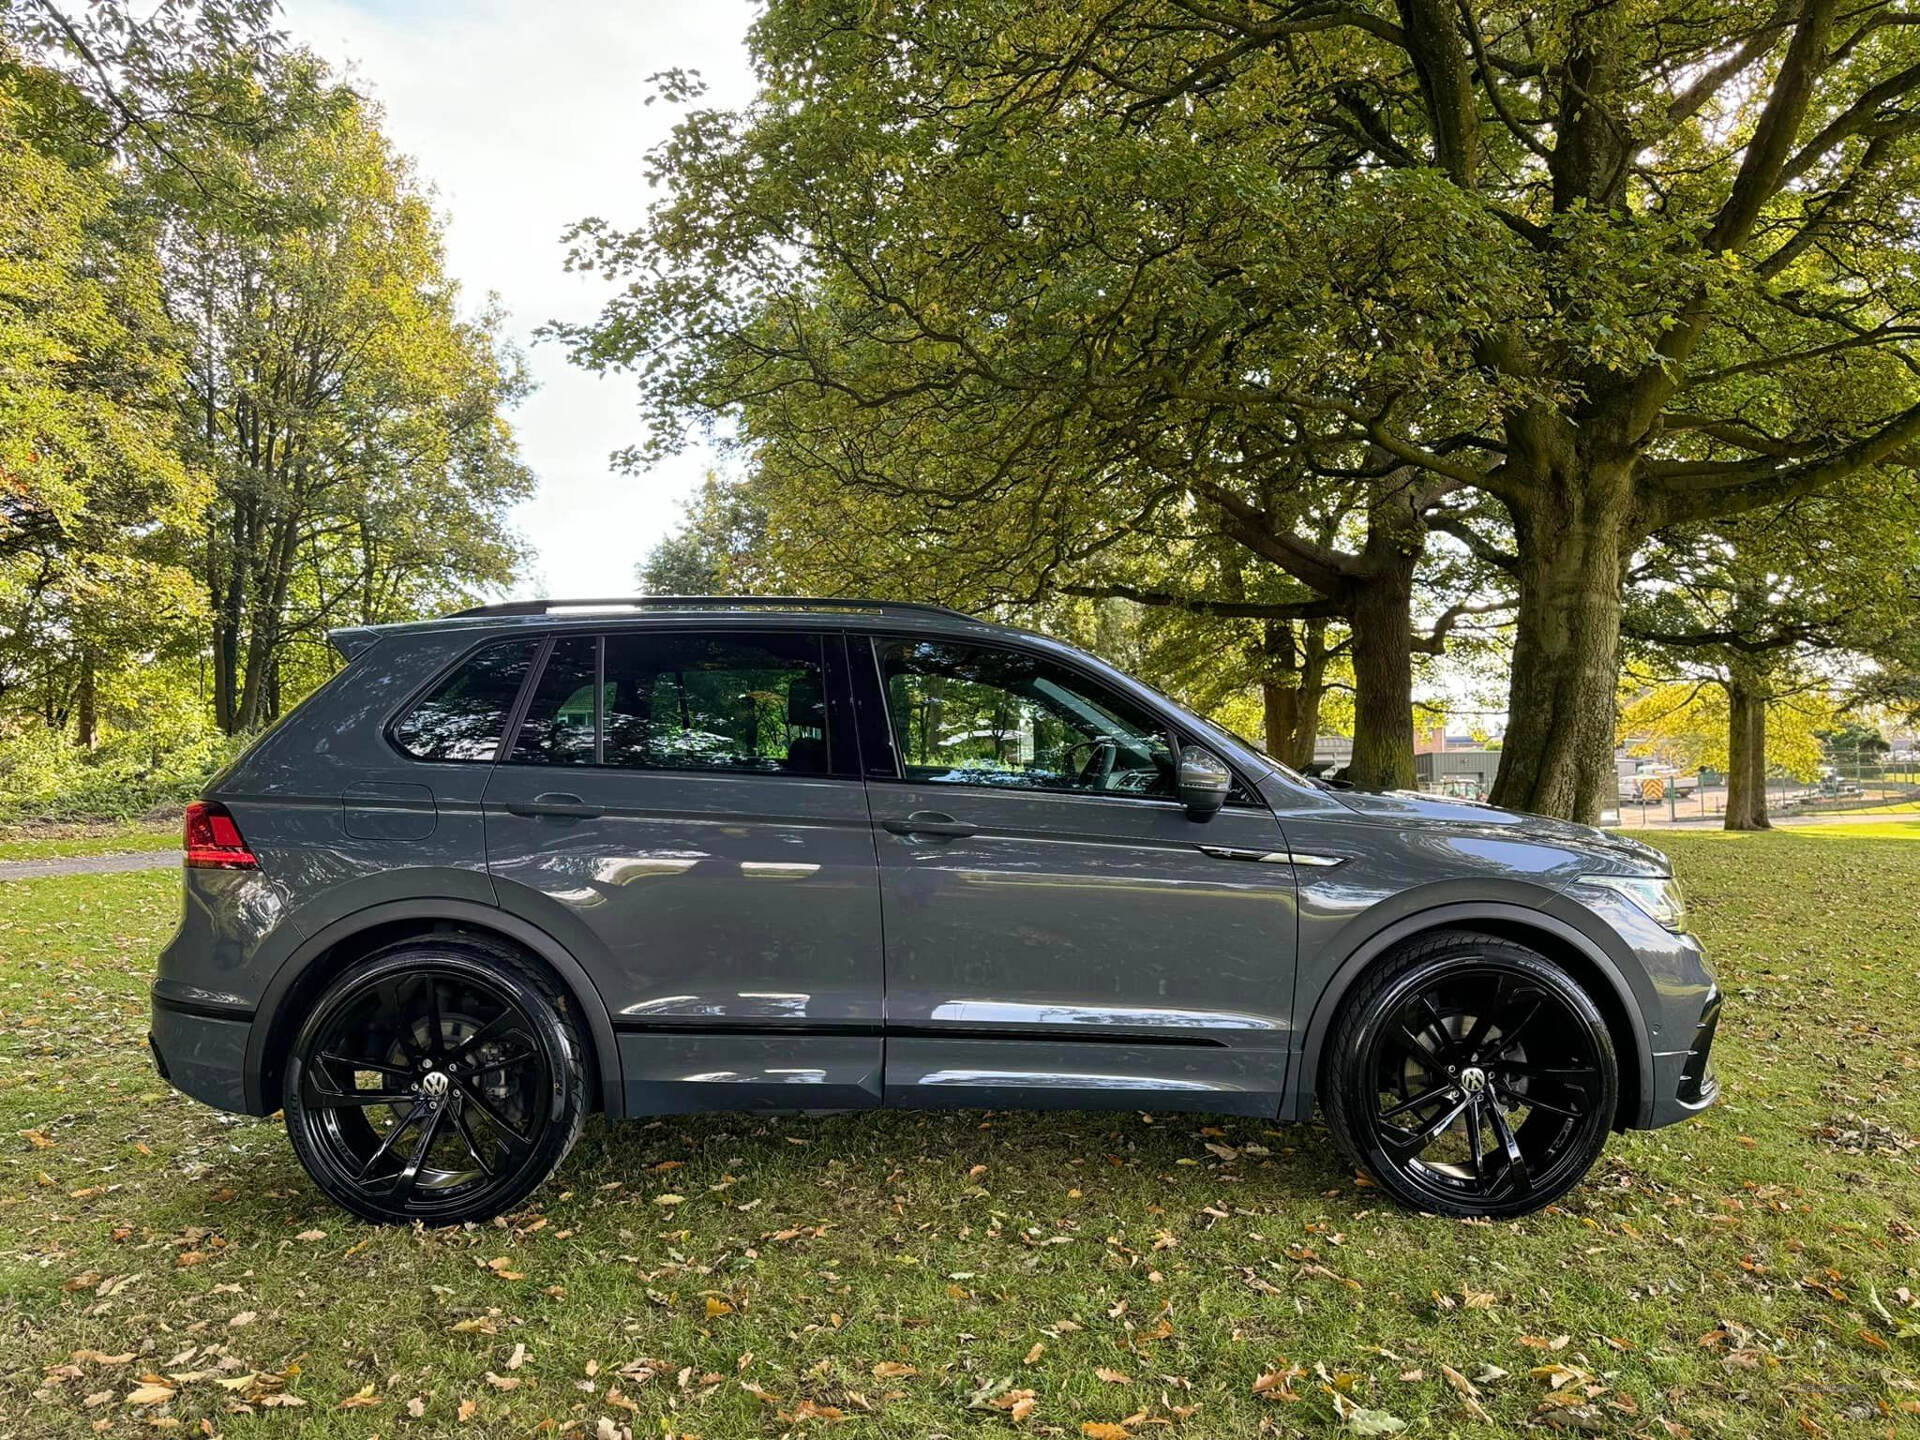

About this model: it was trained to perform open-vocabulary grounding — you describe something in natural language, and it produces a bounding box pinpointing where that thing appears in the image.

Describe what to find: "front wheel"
[283,939,586,1225]
[1322,932,1618,1219]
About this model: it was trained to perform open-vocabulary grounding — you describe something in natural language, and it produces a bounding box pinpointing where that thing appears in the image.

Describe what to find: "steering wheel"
[1064,735,1120,789]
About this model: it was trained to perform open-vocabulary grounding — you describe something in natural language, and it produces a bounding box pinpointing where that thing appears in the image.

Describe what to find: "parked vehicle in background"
[1618,757,1698,803]
[152,598,1721,1224]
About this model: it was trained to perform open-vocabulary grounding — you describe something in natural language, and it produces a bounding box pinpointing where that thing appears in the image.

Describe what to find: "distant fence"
[1612,763,1920,828]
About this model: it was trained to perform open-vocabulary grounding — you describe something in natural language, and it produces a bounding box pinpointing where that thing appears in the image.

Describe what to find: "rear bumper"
[150,990,257,1115]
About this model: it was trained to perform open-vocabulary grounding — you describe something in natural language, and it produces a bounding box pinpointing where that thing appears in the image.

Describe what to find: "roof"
[325,595,1005,660]
[451,595,971,621]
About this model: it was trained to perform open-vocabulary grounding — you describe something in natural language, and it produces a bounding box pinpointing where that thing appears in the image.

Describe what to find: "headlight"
[1586,873,1688,933]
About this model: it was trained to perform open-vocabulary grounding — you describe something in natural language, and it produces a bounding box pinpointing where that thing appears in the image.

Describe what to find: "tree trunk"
[1292,617,1330,771]
[74,650,97,751]
[1260,619,1302,761]
[1722,672,1772,831]
[1490,457,1633,822]
[1346,546,1418,791]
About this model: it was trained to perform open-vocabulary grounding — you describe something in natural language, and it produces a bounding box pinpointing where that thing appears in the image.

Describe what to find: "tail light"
[184,800,258,870]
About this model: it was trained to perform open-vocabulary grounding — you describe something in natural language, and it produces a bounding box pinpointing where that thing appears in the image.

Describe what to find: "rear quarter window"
[391,639,540,761]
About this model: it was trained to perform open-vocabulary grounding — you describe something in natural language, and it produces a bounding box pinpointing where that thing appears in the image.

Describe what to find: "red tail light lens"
[184,800,257,870]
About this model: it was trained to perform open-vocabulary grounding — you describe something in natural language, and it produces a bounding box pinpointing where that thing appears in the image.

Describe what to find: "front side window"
[507,631,831,776]
[879,639,1175,798]
[392,639,539,761]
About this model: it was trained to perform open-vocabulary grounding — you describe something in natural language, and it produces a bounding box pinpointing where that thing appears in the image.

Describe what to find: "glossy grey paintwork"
[869,779,1295,1112]
[150,603,1714,1137]
[483,764,886,1114]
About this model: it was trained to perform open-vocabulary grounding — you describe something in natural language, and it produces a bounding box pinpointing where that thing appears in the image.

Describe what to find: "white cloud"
[287,0,759,598]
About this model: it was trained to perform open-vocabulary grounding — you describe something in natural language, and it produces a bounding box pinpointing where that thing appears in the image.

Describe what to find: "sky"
[289,0,761,599]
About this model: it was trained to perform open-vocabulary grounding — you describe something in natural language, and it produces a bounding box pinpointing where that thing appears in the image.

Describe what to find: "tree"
[558,0,1920,819]
[0,63,203,746]
[152,55,533,732]
[1622,489,1920,826]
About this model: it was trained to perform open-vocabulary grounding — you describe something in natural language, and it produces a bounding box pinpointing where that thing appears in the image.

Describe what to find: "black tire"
[283,936,587,1225]
[1321,931,1618,1219]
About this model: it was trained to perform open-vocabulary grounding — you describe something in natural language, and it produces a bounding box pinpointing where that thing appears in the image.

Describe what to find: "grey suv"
[151,597,1719,1224]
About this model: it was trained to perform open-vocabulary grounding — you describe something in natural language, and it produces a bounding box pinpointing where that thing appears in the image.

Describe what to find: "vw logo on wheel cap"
[1458,1066,1488,1096]
[421,1069,451,1098]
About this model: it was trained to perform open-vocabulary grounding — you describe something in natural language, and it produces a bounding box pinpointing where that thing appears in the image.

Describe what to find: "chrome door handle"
[506,792,603,819]
[882,811,978,838]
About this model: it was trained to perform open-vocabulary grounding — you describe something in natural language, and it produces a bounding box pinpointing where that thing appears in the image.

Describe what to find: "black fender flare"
[1288,901,1654,1127]
[243,898,623,1117]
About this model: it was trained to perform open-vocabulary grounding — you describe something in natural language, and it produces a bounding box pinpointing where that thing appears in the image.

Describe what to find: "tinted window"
[605,632,828,775]
[880,639,1175,798]
[511,637,599,765]
[391,639,539,761]
[502,631,832,776]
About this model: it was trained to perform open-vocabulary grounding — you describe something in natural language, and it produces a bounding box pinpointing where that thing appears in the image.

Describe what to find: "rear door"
[482,627,884,1114]
[857,634,1299,1116]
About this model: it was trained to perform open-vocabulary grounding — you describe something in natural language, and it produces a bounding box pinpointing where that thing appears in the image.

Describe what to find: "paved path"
[0,850,177,883]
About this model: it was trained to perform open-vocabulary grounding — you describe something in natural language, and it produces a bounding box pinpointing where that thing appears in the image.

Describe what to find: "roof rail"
[450,595,975,621]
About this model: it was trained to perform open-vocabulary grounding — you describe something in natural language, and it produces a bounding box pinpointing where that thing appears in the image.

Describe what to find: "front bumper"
[150,990,255,1115]
[1642,983,1721,1128]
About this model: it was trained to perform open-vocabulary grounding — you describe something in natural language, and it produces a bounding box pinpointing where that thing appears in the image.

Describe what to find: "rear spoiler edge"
[327,626,382,663]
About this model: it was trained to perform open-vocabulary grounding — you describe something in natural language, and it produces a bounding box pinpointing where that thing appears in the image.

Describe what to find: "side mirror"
[1177,746,1232,820]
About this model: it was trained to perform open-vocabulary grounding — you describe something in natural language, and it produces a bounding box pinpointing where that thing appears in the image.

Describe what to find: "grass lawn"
[2,832,1917,1439]
[0,821,179,864]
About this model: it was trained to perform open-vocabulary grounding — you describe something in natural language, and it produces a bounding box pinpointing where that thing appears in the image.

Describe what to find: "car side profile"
[151,597,1720,1224]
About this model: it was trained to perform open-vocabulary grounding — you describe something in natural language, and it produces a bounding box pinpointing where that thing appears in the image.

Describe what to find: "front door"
[483,627,884,1114]
[858,635,1299,1116]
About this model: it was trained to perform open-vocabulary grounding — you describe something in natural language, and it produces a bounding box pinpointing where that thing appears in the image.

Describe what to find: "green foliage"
[0,721,238,823]
[0,11,534,799]
[557,0,1920,818]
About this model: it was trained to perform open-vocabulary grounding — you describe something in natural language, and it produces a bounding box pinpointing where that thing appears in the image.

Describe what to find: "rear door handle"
[882,811,978,838]
[505,792,603,819]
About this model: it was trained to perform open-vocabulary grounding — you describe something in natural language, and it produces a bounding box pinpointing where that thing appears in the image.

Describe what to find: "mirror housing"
[1177,746,1232,820]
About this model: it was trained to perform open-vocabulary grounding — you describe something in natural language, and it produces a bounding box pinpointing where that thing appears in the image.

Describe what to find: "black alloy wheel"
[283,940,585,1225]
[1323,933,1618,1218]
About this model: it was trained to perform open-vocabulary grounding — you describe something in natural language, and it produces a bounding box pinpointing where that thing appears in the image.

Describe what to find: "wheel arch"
[244,900,622,1118]
[1292,903,1651,1132]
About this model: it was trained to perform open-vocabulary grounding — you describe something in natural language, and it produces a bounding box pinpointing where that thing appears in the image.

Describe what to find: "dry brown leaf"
[1441,1365,1480,1400]
[872,1361,917,1379]
[1095,1367,1132,1385]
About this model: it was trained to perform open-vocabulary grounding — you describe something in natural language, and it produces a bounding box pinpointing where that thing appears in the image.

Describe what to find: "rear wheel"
[1322,932,1618,1218]
[283,939,586,1225]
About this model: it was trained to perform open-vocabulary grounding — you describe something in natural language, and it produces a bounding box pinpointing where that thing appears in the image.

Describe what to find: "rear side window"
[508,631,831,776]
[391,639,539,761]
[510,637,598,765]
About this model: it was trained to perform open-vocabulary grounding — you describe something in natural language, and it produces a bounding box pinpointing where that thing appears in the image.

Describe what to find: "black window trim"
[382,633,547,767]
[496,625,855,782]
[860,632,1263,809]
